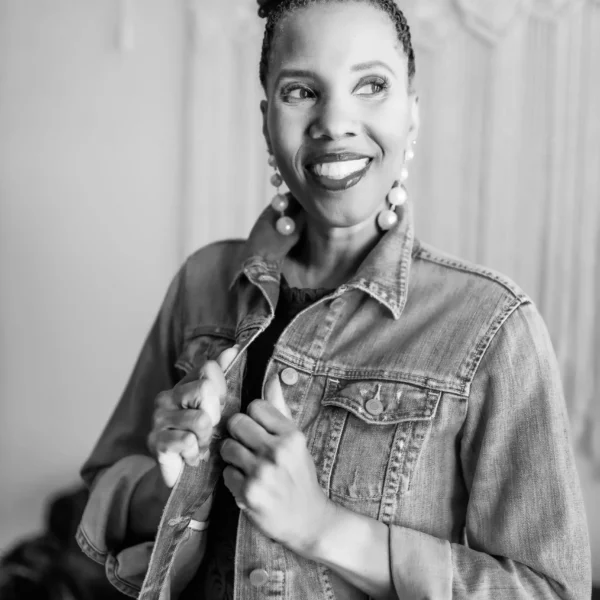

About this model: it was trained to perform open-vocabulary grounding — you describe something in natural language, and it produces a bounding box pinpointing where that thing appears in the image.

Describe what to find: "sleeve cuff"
[389,524,453,600]
[76,454,156,563]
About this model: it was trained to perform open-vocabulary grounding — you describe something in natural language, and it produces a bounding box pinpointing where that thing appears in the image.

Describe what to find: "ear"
[407,94,420,147]
[260,100,272,154]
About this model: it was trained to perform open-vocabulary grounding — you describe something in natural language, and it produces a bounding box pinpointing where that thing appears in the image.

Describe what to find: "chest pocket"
[174,327,236,378]
[317,377,440,518]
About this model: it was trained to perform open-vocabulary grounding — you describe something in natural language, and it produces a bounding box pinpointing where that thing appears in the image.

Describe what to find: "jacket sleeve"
[76,265,186,595]
[388,301,591,599]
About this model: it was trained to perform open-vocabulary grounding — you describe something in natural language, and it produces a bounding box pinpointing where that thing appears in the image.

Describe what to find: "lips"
[305,152,373,192]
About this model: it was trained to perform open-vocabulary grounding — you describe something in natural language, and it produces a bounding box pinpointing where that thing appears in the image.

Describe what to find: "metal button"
[365,398,384,416]
[249,568,269,588]
[280,367,299,386]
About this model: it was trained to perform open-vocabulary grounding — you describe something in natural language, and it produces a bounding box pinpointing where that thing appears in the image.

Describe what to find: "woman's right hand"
[148,345,240,487]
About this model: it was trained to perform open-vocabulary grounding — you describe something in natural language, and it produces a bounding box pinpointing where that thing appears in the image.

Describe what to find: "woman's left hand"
[220,373,333,557]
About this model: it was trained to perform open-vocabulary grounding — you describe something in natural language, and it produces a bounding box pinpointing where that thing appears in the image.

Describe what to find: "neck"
[283,212,383,289]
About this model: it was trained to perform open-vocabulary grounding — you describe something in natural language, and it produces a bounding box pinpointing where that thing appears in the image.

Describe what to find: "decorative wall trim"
[116,0,135,52]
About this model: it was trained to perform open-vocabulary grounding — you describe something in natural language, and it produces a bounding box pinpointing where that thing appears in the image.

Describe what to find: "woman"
[76,0,591,598]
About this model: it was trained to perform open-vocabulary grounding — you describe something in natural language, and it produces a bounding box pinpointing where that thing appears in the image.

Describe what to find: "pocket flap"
[322,378,440,424]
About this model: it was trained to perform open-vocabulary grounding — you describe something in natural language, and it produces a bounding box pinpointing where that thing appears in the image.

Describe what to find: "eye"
[281,84,315,102]
[356,77,389,96]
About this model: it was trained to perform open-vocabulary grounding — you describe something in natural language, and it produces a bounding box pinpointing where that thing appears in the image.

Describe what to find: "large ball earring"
[377,182,407,231]
[268,154,296,236]
[377,144,414,231]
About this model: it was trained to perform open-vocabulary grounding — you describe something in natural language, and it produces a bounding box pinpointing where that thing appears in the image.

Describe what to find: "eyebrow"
[275,69,315,85]
[350,60,395,75]
[275,60,395,86]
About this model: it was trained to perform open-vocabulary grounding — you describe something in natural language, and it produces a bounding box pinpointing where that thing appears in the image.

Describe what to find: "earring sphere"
[377,209,399,231]
[405,148,415,162]
[268,155,277,168]
[387,185,408,207]
[276,216,296,236]
[271,193,289,212]
[270,173,283,187]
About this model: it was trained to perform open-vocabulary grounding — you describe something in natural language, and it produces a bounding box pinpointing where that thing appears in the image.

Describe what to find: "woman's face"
[262,1,419,229]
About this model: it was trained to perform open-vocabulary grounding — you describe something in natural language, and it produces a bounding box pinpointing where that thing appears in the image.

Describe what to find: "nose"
[308,96,358,141]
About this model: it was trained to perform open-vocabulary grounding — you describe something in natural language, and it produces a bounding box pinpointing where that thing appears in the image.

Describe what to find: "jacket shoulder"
[182,238,247,283]
[414,241,531,304]
[173,239,247,335]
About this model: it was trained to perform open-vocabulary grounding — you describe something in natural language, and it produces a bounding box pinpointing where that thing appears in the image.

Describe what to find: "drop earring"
[268,154,296,236]
[377,182,407,231]
[377,146,413,231]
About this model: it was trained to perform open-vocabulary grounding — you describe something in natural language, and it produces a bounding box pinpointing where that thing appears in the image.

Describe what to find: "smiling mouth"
[306,158,373,192]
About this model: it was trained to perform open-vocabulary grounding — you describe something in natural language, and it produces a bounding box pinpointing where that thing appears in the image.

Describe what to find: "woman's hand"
[148,345,239,487]
[220,373,335,557]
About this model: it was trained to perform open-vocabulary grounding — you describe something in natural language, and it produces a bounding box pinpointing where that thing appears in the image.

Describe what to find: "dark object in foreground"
[0,486,126,599]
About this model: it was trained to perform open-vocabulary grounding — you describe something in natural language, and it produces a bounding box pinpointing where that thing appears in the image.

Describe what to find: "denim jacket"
[76,201,591,599]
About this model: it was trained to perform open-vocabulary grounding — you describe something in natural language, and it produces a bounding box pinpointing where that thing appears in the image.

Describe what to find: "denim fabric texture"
[76,201,591,599]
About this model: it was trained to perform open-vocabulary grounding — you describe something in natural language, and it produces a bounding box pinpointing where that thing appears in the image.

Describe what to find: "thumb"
[199,345,241,427]
[265,372,293,420]
[157,452,183,488]
[216,344,240,374]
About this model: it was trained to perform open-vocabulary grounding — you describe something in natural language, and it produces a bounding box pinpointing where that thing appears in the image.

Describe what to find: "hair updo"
[257,0,416,90]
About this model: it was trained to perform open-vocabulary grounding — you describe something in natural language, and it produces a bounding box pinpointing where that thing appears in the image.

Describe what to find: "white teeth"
[311,158,369,180]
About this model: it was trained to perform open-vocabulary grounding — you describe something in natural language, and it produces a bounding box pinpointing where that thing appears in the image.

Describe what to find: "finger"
[154,408,213,446]
[227,412,272,453]
[154,429,201,466]
[154,344,239,412]
[200,360,228,398]
[197,371,226,427]
[155,389,179,411]
[173,345,239,413]
[178,375,220,411]
[220,438,258,476]
[247,400,294,436]
[222,465,247,508]
[265,373,293,420]
[216,344,240,373]
[157,452,182,488]
[153,430,201,487]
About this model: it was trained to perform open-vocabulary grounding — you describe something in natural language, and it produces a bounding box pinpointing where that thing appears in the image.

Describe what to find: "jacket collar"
[230,199,415,321]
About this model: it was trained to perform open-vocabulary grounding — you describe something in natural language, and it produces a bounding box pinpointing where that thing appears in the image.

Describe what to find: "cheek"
[269,109,306,177]
[369,105,410,168]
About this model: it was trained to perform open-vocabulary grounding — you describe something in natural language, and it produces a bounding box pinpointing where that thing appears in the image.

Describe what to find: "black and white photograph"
[0,1,598,598]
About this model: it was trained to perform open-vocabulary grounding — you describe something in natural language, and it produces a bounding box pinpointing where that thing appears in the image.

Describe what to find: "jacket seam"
[182,325,237,341]
[465,298,531,403]
[105,553,143,597]
[75,526,107,565]
[415,246,528,302]
[276,353,469,396]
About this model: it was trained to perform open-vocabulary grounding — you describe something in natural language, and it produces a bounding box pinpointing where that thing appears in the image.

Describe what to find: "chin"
[303,192,381,229]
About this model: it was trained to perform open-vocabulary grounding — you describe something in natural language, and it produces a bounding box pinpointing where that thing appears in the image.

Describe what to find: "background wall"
[0,0,184,548]
[1,0,599,582]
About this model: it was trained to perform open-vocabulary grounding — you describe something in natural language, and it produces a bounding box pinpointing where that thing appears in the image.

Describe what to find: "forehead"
[270,2,404,76]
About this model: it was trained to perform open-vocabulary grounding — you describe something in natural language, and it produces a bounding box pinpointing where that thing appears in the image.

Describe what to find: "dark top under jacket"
[185,277,334,599]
